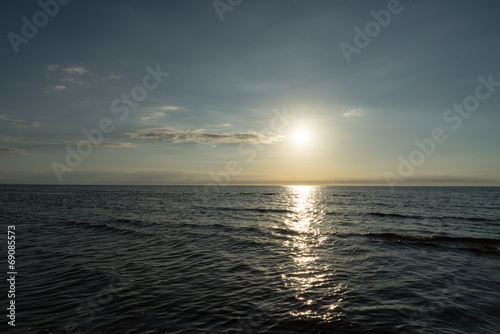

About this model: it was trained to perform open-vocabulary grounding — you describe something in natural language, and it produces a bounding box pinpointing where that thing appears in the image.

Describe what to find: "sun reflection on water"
[280,185,343,321]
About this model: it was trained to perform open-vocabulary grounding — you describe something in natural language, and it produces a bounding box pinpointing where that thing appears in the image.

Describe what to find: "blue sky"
[1,0,499,185]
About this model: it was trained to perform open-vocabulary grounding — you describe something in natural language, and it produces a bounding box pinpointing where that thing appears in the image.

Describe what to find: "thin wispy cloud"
[0,115,24,123]
[127,127,284,144]
[96,142,136,148]
[0,135,23,142]
[158,105,184,111]
[51,85,66,91]
[62,66,89,75]
[47,65,60,71]
[343,109,364,117]
[66,141,136,148]
[45,65,90,86]
[44,64,120,94]
[0,145,26,155]
[0,115,39,128]
[11,122,41,129]
[105,74,121,80]
[139,106,184,122]
[140,111,166,122]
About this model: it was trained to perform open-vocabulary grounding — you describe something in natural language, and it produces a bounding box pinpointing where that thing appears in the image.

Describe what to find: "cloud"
[127,127,284,144]
[140,111,166,122]
[0,115,39,128]
[343,109,364,117]
[45,65,90,85]
[0,135,23,142]
[0,146,26,155]
[47,65,60,71]
[106,74,121,80]
[158,105,183,111]
[0,115,24,122]
[51,85,66,91]
[95,142,136,148]
[62,66,89,75]
[139,106,183,121]
[45,65,119,87]
[66,141,136,148]
[11,122,41,129]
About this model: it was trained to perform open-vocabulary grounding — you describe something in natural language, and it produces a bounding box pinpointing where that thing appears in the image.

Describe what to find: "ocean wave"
[369,232,500,245]
[367,212,423,219]
[325,211,344,216]
[214,207,294,214]
[67,220,145,236]
[368,232,500,254]
[366,212,497,223]
[447,216,496,222]
[324,211,422,219]
[270,227,303,237]
[160,221,270,240]
[113,218,148,226]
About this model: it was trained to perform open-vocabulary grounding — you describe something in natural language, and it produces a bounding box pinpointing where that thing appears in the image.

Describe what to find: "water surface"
[1,185,499,333]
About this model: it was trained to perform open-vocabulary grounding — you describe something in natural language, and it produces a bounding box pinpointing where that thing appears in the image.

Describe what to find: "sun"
[294,129,309,143]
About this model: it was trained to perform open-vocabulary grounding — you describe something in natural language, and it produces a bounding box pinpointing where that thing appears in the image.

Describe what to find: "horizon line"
[1,183,500,187]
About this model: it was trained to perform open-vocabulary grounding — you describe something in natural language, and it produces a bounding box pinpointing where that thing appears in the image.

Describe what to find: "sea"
[1,185,499,334]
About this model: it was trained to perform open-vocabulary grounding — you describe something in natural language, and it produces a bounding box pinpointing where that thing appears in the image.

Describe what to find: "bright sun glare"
[294,129,309,143]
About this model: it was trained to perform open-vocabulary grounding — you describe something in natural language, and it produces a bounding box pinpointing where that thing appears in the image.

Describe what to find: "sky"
[1,0,499,185]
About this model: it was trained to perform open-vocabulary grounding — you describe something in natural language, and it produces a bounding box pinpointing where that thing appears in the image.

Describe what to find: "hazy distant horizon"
[2,183,500,187]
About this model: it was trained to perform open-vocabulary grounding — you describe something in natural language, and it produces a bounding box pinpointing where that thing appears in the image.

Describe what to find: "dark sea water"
[1,185,499,334]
